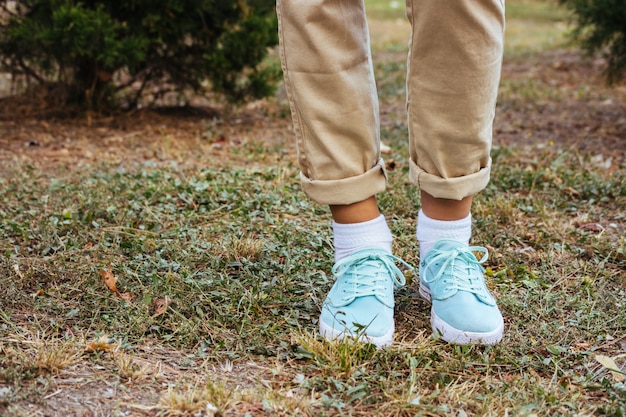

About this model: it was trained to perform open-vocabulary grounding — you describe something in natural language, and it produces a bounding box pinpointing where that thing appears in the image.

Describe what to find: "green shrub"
[559,0,626,84]
[0,0,279,109]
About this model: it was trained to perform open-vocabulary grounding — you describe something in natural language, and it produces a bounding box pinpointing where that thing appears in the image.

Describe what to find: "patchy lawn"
[1,3,625,417]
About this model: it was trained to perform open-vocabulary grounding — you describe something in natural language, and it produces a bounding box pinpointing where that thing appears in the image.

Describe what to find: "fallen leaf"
[152,297,171,317]
[85,334,118,353]
[572,342,591,352]
[31,289,45,297]
[102,266,119,295]
[562,186,580,197]
[497,373,515,383]
[575,222,604,232]
[595,354,625,382]
[102,266,132,301]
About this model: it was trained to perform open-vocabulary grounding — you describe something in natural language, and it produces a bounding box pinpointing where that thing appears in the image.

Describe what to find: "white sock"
[333,214,393,262]
[416,209,472,259]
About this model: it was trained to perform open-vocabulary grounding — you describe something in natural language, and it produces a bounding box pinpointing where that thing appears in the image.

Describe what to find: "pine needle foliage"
[0,0,279,109]
[559,0,626,84]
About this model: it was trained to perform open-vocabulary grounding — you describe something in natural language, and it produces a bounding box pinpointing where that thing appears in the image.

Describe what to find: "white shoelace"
[332,250,410,306]
[422,246,488,295]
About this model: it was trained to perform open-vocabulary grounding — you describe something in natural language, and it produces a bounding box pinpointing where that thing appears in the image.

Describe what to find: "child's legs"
[276,0,385,208]
[406,0,505,206]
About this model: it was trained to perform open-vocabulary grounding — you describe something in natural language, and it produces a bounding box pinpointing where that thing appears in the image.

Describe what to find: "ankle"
[420,191,472,221]
[330,196,380,224]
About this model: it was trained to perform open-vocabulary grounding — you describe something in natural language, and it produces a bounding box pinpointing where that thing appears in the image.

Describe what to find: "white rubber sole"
[419,284,504,345]
[319,320,394,348]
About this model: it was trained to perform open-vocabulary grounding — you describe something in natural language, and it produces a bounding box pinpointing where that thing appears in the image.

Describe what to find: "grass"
[1,0,625,416]
[1,136,624,416]
[504,0,571,57]
[367,0,572,57]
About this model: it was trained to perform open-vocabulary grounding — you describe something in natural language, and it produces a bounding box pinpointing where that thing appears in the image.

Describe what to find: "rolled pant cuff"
[409,157,492,201]
[300,158,387,205]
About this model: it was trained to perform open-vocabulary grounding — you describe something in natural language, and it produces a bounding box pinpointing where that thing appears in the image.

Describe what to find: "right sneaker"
[419,239,504,345]
[319,248,410,348]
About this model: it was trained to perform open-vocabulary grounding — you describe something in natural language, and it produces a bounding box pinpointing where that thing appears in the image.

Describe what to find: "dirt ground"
[0,49,624,176]
[496,49,625,164]
[0,96,296,176]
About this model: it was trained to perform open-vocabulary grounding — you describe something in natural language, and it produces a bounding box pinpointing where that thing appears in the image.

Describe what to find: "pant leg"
[276,0,386,205]
[406,0,505,200]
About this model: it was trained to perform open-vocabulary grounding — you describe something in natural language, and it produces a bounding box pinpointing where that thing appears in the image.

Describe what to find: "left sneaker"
[419,239,504,345]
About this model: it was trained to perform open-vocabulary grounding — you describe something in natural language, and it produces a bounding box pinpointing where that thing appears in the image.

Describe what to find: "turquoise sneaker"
[319,248,409,348]
[419,239,504,345]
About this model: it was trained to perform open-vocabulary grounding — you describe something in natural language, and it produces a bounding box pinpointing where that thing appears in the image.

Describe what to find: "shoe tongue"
[340,261,394,307]
[429,240,496,306]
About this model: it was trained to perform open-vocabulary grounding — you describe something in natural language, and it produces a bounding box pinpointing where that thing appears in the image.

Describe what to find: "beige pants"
[277,0,505,205]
